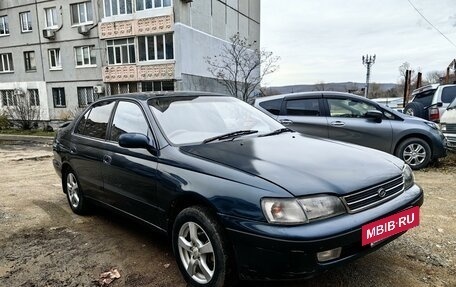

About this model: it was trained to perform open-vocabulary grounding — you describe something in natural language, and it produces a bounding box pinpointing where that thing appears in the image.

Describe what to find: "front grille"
[446,124,456,133]
[341,175,404,213]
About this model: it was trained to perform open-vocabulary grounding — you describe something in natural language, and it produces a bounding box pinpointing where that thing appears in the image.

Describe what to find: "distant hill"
[263,82,397,95]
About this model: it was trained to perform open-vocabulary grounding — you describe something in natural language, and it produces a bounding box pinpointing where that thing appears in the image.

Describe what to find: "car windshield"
[148,96,284,145]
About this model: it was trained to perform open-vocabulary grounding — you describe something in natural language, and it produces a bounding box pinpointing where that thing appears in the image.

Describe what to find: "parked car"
[440,97,456,150]
[254,92,446,170]
[404,84,456,122]
[53,92,423,286]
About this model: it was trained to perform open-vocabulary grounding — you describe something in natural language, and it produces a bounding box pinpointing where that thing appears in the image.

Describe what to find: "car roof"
[100,91,229,102]
[255,91,370,102]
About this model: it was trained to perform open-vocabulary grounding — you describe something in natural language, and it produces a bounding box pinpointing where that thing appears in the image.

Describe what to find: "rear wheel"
[404,102,426,119]
[63,169,89,214]
[395,138,431,170]
[172,206,236,287]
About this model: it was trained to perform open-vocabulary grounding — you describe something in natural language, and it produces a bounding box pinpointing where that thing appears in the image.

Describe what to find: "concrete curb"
[0,134,54,145]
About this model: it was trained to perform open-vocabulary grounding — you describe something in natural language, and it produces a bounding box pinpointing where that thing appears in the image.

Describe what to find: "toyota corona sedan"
[53,92,423,287]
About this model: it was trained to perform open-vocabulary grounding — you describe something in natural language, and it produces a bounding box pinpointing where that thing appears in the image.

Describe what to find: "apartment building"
[0,0,260,123]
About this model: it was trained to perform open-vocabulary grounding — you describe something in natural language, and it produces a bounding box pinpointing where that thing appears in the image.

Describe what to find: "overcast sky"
[260,0,456,86]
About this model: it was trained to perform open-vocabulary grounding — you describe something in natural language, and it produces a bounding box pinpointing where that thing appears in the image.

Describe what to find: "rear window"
[259,99,282,115]
[441,86,456,103]
[78,101,115,139]
[412,89,436,106]
[285,98,321,116]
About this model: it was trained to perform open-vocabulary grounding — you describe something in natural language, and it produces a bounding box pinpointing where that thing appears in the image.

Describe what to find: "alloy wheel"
[177,221,215,284]
[403,143,426,167]
[66,173,80,209]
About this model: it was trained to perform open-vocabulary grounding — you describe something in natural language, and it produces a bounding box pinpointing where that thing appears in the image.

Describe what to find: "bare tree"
[426,70,444,84]
[205,33,279,103]
[6,90,41,130]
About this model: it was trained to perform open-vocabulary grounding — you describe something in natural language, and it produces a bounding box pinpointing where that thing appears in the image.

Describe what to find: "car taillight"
[429,107,440,122]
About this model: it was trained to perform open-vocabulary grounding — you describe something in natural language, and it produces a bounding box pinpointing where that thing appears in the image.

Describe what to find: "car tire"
[395,138,431,170]
[63,169,90,215]
[404,102,426,119]
[172,206,236,287]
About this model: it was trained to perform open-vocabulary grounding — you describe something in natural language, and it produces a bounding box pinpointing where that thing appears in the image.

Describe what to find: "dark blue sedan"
[53,92,423,286]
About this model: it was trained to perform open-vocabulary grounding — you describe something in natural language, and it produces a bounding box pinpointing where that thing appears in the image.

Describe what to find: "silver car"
[254,92,446,170]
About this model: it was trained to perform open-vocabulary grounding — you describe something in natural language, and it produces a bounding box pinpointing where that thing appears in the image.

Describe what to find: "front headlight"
[261,195,346,225]
[425,121,439,130]
[440,123,447,131]
[403,164,415,190]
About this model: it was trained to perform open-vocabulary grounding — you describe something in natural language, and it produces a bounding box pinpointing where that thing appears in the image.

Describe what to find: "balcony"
[103,63,175,82]
[99,15,174,39]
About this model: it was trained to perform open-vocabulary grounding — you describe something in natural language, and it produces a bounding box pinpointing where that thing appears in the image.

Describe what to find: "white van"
[440,98,456,149]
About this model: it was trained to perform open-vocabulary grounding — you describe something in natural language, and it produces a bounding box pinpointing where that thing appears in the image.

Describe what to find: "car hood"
[180,134,404,197]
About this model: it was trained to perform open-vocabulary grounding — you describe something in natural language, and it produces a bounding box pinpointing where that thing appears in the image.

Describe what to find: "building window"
[136,0,172,11]
[19,12,33,32]
[71,1,93,25]
[78,87,97,107]
[104,0,132,17]
[107,38,135,65]
[0,16,9,36]
[138,33,173,62]
[48,49,62,70]
[24,51,36,72]
[75,46,96,67]
[142,81,174,92]
[1,90,17,107]
[109,82,137,95]
[44,7,58,29]
[52,88,66,107]
[28,89,40,106]
[0,53,14,73]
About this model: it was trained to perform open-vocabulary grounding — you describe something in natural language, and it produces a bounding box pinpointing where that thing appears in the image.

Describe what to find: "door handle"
[280,119,294,125]
[103,155,112,165]
[330,121,346,127]
[70,147,77,154]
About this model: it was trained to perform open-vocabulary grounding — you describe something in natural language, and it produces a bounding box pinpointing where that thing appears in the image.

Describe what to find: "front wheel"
[395,138,431,170]
[172,206,236,287]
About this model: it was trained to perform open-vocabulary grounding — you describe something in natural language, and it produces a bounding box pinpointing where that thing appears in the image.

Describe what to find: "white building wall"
[0,81,49,120]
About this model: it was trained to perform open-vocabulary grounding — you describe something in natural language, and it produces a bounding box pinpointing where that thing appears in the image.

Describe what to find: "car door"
[277,97,329,138]
[70,101,116,200]
[324,96,393,152]
[101,100,161,226]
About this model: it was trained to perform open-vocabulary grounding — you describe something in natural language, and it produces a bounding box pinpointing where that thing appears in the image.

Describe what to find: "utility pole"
[362,54,376,98]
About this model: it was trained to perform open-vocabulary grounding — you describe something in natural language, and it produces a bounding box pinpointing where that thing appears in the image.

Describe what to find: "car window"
[110,101,149,142]
[80,101,115,139]
[75,108,91,135]
[413,89,435,106]
[258,99,282,115]
[328,98,379,118]
[284,98,320,116]
[441,86,456,104]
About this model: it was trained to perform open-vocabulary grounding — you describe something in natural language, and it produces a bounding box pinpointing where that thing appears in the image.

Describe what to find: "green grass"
[0,129,56,137]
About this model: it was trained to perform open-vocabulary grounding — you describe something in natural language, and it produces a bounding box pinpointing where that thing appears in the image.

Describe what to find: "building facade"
[0,0,260,124]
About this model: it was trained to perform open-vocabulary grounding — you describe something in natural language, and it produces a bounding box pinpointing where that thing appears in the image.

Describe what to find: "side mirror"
[365,110,383,121]
[119,133,156,152]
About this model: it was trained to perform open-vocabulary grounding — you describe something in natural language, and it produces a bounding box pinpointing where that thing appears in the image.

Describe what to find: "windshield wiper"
[203,130,258,144]
[258,128,294,137]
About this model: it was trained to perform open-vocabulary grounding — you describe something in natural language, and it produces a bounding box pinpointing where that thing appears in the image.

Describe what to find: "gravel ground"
[0,138,455,287]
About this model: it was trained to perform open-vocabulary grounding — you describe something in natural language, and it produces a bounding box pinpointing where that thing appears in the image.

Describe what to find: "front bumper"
[443,133,456,150]
[221,185,424,280]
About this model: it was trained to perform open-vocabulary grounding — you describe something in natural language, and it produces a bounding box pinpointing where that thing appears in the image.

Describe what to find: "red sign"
[362,206,420,246]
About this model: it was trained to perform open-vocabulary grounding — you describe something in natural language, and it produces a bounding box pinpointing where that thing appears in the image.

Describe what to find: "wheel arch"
[167,192,221,234]
[60,162,73,194]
